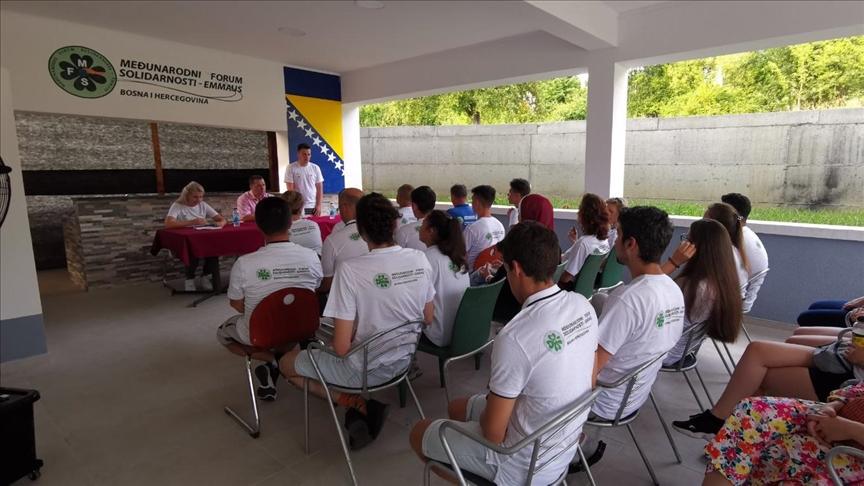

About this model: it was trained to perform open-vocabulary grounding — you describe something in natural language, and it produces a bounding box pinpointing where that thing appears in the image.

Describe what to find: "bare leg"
[711,341,815,418]
[448,397,470,421]
[792,327,845,336]
[702,470,732,486]
[785,335,838,347]
[409,416,461,484]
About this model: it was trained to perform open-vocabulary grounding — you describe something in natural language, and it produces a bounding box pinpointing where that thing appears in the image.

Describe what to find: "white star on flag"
[327,152,336,162]
[311,135,322,147]
[320,146,330,155]
[288,110,299,120]
[334,161,344,171]
[304,127,314,138]
[297,119,308,130]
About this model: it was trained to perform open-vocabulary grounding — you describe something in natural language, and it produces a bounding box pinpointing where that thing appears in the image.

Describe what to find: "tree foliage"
[360,36,864,127]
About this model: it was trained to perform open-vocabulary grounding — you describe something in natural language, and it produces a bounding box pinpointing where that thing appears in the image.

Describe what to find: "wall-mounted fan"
[0,157,11,227]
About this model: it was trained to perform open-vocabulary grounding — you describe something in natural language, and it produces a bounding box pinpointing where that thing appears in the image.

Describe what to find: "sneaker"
[254,363,278,401]
[184,279,196,291]
[364,399,390,439]
[672,410,725,440]
[196,276,214,292]
[568,440,606,474]
[345,408,373,450]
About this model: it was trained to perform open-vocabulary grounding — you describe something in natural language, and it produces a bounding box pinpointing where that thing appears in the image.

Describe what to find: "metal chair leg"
[398,381,408,408]
[741,323,752,342]
[723,341,737,367]
[626,423,659,486]
[694,366,715,407]
[438,357,446,388]
[224,355,261,438]
[405,376,426,420]
[681,370,705,410]
[319,381,358,486]
[576,444,597,486]
[712,339,733,376]
[650,392,682,464]
[304,379,310,454]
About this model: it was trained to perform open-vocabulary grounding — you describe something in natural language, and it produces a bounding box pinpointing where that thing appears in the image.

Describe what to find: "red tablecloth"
[308,215,341,241]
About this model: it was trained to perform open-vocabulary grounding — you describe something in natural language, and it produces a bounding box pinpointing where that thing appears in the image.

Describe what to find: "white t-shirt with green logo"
[395,218,426,251]
[563,234,610,277]
[487,286,598,486]
[324,246,435,375]
[289,217,323,255]
[593,274,685,419]
[422,246,470,347]
[226,242,322,345]
[397,206,417,228]
[320,221,369,278]
[463,216,506,270]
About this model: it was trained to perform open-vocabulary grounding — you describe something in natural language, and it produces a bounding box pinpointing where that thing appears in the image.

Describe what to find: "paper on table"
[193,225,222,230]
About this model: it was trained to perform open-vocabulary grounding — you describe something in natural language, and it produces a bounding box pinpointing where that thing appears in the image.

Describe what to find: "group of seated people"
[166,173,862,484]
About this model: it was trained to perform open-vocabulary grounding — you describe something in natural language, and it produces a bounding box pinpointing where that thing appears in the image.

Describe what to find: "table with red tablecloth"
[308,215,341,241]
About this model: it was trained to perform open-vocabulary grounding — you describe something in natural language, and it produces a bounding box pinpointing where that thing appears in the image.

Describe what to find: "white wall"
[0,67,42,322]
[0,11,286,132]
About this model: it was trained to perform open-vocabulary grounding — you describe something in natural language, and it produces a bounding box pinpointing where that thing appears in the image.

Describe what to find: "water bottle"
[232,208,240,227]
[329,202,336,220]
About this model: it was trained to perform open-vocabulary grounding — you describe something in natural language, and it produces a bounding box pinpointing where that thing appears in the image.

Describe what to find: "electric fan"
[0,157,11,227]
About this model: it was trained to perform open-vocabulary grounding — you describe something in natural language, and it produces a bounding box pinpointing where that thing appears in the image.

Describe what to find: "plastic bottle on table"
[232,208,240,227]
[329,202,336,220]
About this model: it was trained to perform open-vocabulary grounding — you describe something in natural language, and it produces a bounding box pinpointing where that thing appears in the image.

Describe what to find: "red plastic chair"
[225,288,320,438]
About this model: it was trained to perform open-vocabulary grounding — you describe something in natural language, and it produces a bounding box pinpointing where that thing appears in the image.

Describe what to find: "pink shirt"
[236,191,272,218]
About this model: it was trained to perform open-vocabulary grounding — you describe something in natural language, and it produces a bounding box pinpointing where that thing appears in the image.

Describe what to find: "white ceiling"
[0,0,671,74]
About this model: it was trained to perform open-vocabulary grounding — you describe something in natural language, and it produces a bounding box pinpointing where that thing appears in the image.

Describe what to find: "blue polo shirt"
[447,204,477,229]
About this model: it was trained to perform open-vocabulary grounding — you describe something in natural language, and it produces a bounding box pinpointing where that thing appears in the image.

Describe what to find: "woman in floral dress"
[703,381,864,485]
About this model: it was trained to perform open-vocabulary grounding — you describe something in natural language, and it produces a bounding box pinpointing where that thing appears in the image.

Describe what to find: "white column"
[584,51,628,198]
[341,102,363,190]
[274,131,291,193]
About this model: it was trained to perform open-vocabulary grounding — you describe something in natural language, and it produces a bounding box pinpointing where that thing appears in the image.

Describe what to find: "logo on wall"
[48,46,117,99]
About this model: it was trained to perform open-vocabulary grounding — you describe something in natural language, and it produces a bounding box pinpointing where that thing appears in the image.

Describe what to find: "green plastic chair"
[552,260,568,283]
[571,253,605,299]
[418,279,505,389]
[598,247,625,289]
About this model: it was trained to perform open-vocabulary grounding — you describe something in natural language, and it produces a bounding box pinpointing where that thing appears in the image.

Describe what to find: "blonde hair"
[178,181,204,204]
[281,190,305,215]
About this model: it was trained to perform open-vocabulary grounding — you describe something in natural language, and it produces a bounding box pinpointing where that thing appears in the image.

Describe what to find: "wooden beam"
[266,131,279,190]
[150,122,165,195]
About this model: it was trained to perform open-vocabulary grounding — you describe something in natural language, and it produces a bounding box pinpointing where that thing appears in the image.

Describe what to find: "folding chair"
[587,353,681,486]
[424,388,602,486]
[223,288,320,438]
[659,320,714,409]
[827,445,864,486]
[716,267,771,372]
[552,260,569,283]
[304,320,427,486]
[566,253,605,299]
[418,279,505,395]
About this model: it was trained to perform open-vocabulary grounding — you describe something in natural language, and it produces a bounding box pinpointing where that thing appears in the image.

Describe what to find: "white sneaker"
[196,276,214,292]
[184,279,196,291]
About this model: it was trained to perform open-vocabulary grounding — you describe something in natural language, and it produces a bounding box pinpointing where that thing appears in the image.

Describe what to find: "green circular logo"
[48,46,116,99]
[544,331,564,353]
[373,273,391,289]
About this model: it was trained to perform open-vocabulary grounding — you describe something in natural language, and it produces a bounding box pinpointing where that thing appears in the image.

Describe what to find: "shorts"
[422,394,498,481]
[808,366,854,402]
[293,349,403,389]
[216,315,250,346]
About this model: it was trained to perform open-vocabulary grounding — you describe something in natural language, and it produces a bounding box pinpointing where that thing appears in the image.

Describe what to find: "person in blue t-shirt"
[447,184,478,229]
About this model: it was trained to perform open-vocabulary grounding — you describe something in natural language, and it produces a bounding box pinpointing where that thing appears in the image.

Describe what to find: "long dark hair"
[578,193,610,240]
[705,202,749,274]
[424,210,467,272]
[676,219,743,342]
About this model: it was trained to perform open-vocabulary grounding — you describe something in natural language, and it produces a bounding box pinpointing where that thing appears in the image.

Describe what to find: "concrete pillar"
[584,51,628,198]
[341,102,363,190]
[274,131,291,192]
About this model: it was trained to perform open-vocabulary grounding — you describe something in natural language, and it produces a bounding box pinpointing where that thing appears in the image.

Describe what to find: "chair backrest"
[572,253,605,299]
[472,245,502,272]
[598,247,625,288]
[354,319,426,393]
[671,320,711,370]
[450,279,506,356]
[552,261,568,283]
[248,288,320,348]
[597,353,666,424]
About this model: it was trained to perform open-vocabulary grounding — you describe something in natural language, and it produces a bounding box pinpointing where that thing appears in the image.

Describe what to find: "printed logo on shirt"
[257,268,272,281]
[349,232,361,241]
[654,313,665,328]
[655,306,685,328]
[402,218,409,224]
[544,330,565,353]
[373,273,391,289]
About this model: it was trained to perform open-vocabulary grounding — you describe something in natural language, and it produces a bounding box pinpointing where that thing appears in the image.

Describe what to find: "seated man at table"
[164,181,226,291]
[282,190,323,256]
[217,197,322,401]
[236,175,272,222]
[409,222,598,485]
[280,192,435,449]
[319,188,367,293]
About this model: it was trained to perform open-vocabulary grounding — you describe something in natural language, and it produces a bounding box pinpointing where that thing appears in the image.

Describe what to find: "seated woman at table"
[164,181,226,291]
[282,190,323,256]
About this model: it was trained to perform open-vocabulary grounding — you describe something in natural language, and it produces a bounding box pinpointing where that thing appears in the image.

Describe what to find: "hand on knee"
[447,397,470,421]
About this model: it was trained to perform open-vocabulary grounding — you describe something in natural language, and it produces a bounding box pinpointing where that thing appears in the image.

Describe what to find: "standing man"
[237,175,272,222]
[506,178,531,229]
[284,143,324,216]
[447,184,477,229]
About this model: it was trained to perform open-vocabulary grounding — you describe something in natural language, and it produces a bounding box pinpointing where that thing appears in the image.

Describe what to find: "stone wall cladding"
[158,123,268,169]
[361,108,864,208]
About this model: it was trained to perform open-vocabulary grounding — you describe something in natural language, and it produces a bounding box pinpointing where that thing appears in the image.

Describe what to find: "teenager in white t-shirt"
[418,210,470,347]
[281,190,323,255]
[411,222,598,485]
[506,178,531,230]
[722,193,769,312]
[319,188,367,292]
[395,186,436,251]
[395,184,418,228]
[592,207,684,425]
[284,143,324,216]
[279,193,435,449]
[463,185,506,270]
[216,197,322,401]
[164,181,226,291]
[560,193,611,286]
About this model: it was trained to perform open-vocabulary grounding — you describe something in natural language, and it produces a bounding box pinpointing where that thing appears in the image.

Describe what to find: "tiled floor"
[3,270,795,486]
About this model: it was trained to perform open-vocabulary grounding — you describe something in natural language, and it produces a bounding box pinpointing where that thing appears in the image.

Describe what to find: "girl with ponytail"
[704,202,750,290]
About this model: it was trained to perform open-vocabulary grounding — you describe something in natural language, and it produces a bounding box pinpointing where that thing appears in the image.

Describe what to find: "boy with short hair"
[395,186,436,251]
[463,185,506,270]
[447,184,477,228]
[396,184,417,227]
[507,178,531,228]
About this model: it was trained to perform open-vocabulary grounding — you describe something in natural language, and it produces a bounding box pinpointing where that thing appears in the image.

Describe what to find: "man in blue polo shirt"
[447,184,477,229]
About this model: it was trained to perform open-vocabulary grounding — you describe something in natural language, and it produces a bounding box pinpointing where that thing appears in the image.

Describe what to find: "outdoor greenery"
[360,36,864,126]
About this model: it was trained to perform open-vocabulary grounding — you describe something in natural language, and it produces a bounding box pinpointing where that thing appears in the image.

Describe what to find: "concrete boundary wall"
[361,109,864,208]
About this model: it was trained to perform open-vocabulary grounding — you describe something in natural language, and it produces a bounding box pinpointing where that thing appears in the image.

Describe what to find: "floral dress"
[706,382,864,485]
